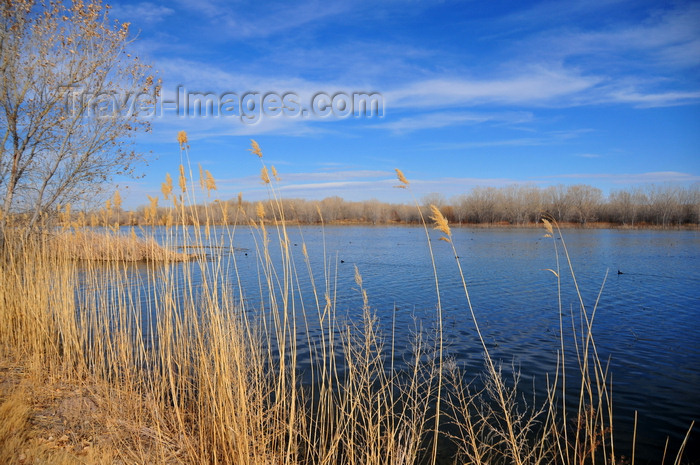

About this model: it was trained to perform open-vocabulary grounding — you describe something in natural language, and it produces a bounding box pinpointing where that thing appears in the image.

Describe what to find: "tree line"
[101,183,699,228]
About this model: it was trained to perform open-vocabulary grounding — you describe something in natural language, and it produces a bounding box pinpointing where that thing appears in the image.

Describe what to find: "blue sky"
[107,0,700,208]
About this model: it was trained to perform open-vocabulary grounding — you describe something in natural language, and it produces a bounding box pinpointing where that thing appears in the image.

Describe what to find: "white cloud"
[279,180,391,191]
[378,111,534,133]
[607,89,700,108]
[502,3,700,107]
[504,1,700,68]
[281,170,392,182]
[551,171,700,184]
[172,0,352,39]
[385,68,603,109]
[421,129,593,150]
[109,2,175,24]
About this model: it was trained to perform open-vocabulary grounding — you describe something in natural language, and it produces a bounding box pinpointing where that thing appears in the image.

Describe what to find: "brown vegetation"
[49,229,190,262]
[0,139,695,465]
[103,183,699,229]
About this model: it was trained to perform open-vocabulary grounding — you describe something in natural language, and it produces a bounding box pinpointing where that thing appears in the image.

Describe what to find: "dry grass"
[50,229,191,262]
[0,361,117,465]
[0,139,694,465]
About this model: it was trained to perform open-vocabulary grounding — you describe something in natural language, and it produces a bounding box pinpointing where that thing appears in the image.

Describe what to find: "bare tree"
[468,187,499,224]
[319,196,344,222]
[608,188,646,226]
[422,192,446,208]
[450,194,469,224]
[543,185,568,222]
[565,184,602,225]
[1,0,156,243]
[501,185,535,224]
[646,184,683,227]
[362,198,385,224]
[684,184,700,224]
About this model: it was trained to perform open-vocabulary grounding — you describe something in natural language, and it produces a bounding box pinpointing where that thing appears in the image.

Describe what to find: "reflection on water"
[111,225,699,462]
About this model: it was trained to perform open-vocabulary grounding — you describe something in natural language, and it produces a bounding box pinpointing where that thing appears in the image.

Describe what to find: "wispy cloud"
[172,0,352,39]
[378,111,534,133]
[386,68,602,108]
[422,129,593,150]
[550,171,700,184]
[205,171,398,201]
[607,89,700,108]
[207,170,392,191]
[280,170,392,182]
[110,2,175,24]
[504,2,700,107]
[279,179,392,192]
[274,175,530,201]
[526,2,700,70]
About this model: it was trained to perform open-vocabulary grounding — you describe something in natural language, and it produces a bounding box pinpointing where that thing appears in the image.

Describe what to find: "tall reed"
[0,138,694,465]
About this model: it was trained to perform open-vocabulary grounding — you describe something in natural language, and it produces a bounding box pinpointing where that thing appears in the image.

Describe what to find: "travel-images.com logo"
[60,85,384,124]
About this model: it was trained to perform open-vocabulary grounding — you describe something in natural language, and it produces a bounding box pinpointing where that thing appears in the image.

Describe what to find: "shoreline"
[227,219,700,230]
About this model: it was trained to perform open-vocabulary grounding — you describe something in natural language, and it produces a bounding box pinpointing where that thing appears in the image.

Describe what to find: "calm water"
[138,225,700,462]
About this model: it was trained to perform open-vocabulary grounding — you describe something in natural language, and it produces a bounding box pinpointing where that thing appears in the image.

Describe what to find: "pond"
[129,225,699,462]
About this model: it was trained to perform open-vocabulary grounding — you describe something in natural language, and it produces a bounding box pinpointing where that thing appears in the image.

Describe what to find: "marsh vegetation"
[0,140,695,465]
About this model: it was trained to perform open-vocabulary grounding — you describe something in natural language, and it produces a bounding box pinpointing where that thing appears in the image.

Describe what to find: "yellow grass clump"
[49,230,190,262]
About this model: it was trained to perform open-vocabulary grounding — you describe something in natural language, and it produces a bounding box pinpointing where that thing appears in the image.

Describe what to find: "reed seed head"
[430,204,451,238]
[261,166,270,184]
[161,173,173,199]
[256,202,265,219]
[179,165,187,192]
[146,195,158,222]
[542,218,554,235]
[249,139,263,158]
[148,194,158,210]
[113,191,122,209]
[177,130,188,148]
[205,170,216,195]
[395,169,409,186]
